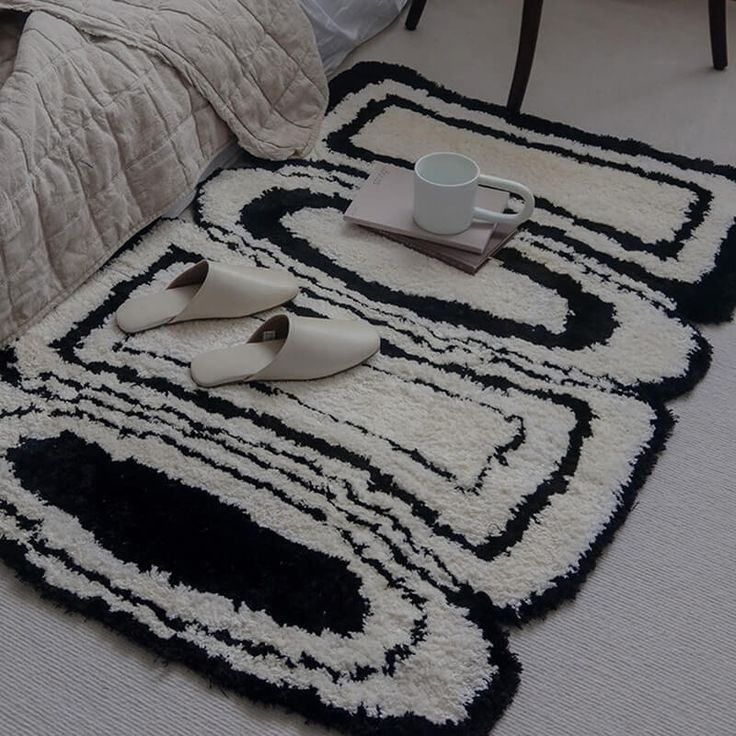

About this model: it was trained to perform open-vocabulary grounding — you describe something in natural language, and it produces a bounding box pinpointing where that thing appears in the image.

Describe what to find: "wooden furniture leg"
[507,0,545,114]
[709,0,728,69]
[406,0,725,111]
[405,0,427,31]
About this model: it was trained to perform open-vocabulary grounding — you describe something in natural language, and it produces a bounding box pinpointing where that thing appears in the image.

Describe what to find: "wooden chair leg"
[709,0,728,69]
[507,0,545,114]
[405,0,427,31]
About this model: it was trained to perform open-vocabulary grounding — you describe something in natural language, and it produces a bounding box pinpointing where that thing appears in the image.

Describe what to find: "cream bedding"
[0,0,328,345]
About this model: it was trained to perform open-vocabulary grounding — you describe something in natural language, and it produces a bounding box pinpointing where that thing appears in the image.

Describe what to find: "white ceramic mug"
[413,152,535,235]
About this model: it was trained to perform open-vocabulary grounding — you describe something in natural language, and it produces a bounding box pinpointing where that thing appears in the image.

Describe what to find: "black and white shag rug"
[1,63,735,735]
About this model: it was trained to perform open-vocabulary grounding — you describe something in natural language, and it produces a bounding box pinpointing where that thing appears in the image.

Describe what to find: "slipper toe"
[190,314,381,387]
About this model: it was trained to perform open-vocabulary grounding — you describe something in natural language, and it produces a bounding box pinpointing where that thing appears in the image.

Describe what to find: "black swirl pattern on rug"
[324,63,736,324]
[1,62,735,736]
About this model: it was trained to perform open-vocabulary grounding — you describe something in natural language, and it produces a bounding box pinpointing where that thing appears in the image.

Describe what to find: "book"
[343,163,509,254]
[379,223,516,274]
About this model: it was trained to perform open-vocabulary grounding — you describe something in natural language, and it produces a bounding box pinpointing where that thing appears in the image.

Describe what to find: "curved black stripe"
[0,347,21,385]
[325,93,709,259]
[0,494,306,669]
[239,186,617,351]
[222,168,706,402]
[323,62,736,324]
[3,479,429,686]
[115,341,529,492]
[327,62,736,180]
[7,431,369,636]
[38,372,466,598]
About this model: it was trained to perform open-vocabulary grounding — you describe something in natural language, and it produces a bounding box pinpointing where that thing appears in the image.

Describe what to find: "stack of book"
[343,163,517,274]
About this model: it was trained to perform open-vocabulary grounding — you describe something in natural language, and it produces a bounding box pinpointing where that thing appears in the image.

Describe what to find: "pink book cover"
[343,163,509,254]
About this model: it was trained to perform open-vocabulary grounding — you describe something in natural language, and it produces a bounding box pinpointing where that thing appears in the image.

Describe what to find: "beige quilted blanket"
[0,1,328,344]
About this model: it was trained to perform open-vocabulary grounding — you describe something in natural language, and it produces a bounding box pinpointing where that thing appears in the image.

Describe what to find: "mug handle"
[474,175,535,227]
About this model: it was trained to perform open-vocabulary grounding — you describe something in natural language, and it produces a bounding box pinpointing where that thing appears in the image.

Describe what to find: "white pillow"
[299,0,409,76]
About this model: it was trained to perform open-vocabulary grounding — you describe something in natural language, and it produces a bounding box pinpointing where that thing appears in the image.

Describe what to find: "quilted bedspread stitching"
[0,0,328,344]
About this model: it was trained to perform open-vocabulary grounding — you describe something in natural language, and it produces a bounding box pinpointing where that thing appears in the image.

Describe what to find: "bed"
[162,0,409,217]
[0,0,407,346]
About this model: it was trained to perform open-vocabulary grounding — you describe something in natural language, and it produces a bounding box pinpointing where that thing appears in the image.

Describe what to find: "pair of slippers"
[115,260,380,387]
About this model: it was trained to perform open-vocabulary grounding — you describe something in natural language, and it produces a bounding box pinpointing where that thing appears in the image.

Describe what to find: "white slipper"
[190,314,381,387]
[115,260,299,333]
